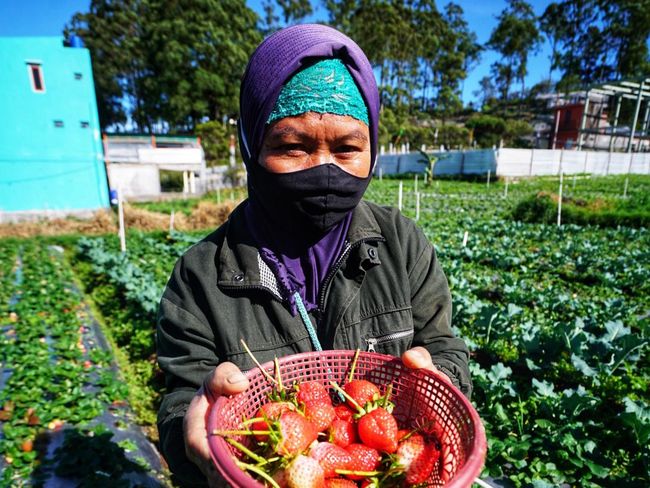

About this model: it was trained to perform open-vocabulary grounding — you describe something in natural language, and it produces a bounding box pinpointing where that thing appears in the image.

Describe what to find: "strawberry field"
[0,175,648,487]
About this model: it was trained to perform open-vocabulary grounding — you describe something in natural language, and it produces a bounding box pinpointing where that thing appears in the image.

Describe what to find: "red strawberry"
[344,444,381,480]
[309,442,352,478]
[396,429,410,442]
[334,404,355,421]
[273,469,289,488]
[326,478,357,487]
[303,399,336,432]
[343,380,380,409]
[286,454,325,488]
[252,401,296,441]
[328,418,358,448]
[417,420,456,482]
[277,411,318,456]
[297,381,331,404]
[357,407,398,453]
[395,433,440,485]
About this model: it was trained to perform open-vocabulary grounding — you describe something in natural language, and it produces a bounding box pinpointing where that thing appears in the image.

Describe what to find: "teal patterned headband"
[267,58,369,125]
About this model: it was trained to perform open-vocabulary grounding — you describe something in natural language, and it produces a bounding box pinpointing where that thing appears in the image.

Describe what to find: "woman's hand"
[183,362,249,487]
[402,346,452,383]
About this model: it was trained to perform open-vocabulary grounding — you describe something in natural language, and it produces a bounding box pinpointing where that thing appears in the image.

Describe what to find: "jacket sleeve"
[406,225,473,398]
[156,255,219,486]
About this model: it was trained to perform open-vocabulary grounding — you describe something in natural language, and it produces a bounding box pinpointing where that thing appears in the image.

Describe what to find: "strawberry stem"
[225,437,268,465]
[329,381,366,415]
[335,469,384,476]
[236,460,281,488]
[348,348,361,383]
[241,339,277,387]
[240,417,265,426]
[212,429,271,436]
[382,384,393,408]
[274,357,283,392]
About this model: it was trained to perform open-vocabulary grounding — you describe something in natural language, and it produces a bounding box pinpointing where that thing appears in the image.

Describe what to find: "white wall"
[376,149,650,177]
[107,164,161,198]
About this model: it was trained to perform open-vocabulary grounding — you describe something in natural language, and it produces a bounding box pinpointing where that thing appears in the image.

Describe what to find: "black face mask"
[248,163,371,239]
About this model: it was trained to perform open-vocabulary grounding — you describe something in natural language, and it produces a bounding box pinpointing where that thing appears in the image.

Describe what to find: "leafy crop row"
[72,232,201,426]
[0,241,128,486]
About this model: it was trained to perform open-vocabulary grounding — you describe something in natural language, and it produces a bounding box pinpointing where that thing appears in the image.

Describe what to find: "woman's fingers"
[184,362,250,482]
[184,389,212,467]
[402,347,453,383]
[205,361,249,399]
[402,346,436,370]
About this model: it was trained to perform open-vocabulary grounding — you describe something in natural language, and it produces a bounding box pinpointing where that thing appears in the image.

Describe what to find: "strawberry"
[326,478,357,487]
[395,433,440,485]
[276,411,318,456]
[344,444,381,480]
[286,454,325,488]
[328,418,358,448]
[334,404,355,421]
[343,380,380,409]
[309,442,353,478]
[357,407,398,453]
[296,381,331,404]
[273,469,289,488]
[252,401,296,441]
[303,399,336,432]
[396,429,410,442]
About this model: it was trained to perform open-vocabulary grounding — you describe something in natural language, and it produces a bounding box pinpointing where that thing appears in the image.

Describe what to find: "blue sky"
[0,0,554,105]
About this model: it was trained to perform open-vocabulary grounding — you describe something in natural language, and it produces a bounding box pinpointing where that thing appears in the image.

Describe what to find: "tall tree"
[539,2,565,83]
[474,76,497,110]
[433,2,480,119]
[143,0,261,130]
[604,0,650,78]
[66,0,148,131]
[543,0,649,88]
[262,0,314,34]
[69,0,261,132]
[487,0,542,102]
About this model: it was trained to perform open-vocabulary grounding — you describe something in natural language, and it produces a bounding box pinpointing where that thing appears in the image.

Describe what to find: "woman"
[156,24,471,487]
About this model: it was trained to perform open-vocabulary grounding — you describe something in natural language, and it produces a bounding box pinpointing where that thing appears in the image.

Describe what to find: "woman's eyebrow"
[338,130,369,143]
[266,126,308,141]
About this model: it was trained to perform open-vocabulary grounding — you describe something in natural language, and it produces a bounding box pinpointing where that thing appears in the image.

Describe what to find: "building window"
[80,121,90,128]
[27,63,45,93]
[54,120,64,128]
[74,72,83,80]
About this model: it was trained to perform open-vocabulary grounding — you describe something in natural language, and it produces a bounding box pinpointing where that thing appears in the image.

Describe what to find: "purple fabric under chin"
[245,203,352,315]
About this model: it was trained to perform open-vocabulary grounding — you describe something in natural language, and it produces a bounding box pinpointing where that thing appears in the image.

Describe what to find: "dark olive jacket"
[156,199,471,486]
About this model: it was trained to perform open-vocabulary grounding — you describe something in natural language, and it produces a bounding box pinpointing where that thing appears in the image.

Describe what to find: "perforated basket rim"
[208,350,487,487]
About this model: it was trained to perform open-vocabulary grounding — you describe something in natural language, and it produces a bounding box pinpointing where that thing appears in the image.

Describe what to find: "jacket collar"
[217,200,383,292]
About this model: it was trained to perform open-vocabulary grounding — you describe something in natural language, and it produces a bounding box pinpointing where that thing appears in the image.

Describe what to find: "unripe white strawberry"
[286,454,325,488]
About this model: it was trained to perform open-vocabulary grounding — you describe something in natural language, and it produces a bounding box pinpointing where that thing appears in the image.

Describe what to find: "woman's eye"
[336,145,359,154]
[279,143,305,153]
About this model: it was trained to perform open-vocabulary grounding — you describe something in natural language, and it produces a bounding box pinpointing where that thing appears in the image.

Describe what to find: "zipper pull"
[366,338,377,352]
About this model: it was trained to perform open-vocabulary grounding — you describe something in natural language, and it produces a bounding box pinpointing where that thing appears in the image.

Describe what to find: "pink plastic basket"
[208,350,486,487]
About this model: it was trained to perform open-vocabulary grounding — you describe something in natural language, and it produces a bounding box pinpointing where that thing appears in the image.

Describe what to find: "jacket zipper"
[365,329,414,352]
[317,237,383,313]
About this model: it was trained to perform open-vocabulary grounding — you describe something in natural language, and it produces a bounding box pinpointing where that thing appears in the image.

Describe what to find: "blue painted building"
[0,37,109,214]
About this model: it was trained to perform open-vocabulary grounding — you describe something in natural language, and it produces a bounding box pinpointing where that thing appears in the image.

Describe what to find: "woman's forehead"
[263,113,370,141]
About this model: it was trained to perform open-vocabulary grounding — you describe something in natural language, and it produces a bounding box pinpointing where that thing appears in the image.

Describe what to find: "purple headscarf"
[238,24,380,167]
[238,24,379,314]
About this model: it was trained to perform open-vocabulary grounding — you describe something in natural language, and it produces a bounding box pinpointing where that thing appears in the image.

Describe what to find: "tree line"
[66,0,650,156]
